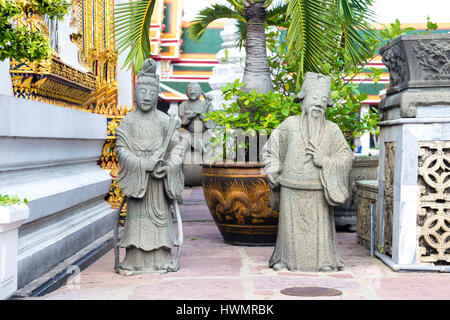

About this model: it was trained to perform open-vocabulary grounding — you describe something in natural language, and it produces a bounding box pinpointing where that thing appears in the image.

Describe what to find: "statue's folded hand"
[151,162,168,179]
[142,156,163,172]
[266,172,279,189]
[306,142,324,168]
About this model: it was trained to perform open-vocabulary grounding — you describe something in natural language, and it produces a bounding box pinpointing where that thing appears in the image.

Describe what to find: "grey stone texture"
[115,59,185,274]
[178,82,215,186]
[380,33,450,94]
[262,72,353,272]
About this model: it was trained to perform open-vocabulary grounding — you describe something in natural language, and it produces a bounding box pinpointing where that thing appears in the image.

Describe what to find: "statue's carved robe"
[115,110,184,271]
[262,115,353,272]
[178,99,212,155]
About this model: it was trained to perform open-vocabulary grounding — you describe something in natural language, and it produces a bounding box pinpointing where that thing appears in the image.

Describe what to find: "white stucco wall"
[115,0,134,109]
[0,59,13,96]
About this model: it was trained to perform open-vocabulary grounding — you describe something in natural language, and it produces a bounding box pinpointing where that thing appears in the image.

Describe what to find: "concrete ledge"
[13,229,118,298]
[17,198,115,289]
[375,251,450,273]
[0,163,111,225]
[0,137,105,171]
[0,94,106,139]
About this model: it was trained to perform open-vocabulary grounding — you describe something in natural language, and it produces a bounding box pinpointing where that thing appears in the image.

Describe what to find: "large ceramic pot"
[201,162,278,246]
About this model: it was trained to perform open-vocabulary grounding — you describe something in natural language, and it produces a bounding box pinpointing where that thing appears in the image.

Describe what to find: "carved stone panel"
[379,34,450,94]
[413,40,450,81]
[383,142,395,256]
[381,43,408,92]
[417,141,450,264]
[355,181,378,250]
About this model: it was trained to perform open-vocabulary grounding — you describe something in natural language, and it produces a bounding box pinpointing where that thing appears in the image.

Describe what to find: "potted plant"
[201,11,386,243]
[201,16,423,240]
[0,194,29,300]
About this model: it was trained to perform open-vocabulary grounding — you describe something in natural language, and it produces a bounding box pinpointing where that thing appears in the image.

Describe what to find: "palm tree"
[187,0,290,95]
[113,0,376,90]
[187,0,376,91]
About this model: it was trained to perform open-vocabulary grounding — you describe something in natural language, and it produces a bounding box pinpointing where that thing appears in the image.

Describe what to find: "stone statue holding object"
[115,58,184,275]
[262,72,353,272]
[178,82,216,155]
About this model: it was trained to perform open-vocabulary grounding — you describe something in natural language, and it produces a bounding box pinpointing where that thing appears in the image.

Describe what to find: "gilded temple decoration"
[9,0,126,218]
[10,0,118,111]
[417,141,450,264]
[9,0,96,108]
[96,105,134,219]
[10,57,96,106]
[71,0,118,110]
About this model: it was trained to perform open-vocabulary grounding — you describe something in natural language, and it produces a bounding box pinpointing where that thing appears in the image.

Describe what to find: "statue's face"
[304,91,328,119]
[135,85,158,112]
[186,85,201,101]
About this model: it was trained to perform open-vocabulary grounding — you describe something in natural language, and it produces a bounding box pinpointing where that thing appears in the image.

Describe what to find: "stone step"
[17,198,115,289]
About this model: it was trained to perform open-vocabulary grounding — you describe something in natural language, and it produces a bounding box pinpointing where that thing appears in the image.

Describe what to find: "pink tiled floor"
[39,188,450,300]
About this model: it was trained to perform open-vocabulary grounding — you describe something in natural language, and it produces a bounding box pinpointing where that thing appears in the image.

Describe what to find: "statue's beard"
[307,108,324,143]
[305,107,324,162]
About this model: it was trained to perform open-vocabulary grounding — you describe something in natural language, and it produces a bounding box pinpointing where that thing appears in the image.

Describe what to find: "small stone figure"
[262,72,353,272]
[178,82,216,156]
[115,58,184,275]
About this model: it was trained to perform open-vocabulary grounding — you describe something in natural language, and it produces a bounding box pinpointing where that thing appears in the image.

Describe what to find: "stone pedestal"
[377,34,450,270]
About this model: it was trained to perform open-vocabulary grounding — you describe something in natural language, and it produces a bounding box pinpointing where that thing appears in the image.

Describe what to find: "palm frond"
[235,19,247,48]
[285,0,342,87]
[113,0,156,74]
[265,2,289,27]
[187,4,246,42]
[226,0,244,12]
[285,0,377,87]
[335,0,377,65]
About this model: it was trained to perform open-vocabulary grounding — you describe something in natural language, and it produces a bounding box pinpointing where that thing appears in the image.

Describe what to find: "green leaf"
[113,0,157,74]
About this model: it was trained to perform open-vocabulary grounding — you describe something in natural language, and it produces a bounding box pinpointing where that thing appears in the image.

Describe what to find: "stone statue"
[115,58,184,275]
[262,72,353,272]
[178,82,216,156]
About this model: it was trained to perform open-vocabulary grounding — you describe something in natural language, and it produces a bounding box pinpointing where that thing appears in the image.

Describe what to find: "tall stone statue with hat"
[262,72,353,272]
[114,58,184,275]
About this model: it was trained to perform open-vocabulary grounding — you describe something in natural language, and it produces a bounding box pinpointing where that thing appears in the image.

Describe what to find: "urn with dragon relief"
[201,163,279,246]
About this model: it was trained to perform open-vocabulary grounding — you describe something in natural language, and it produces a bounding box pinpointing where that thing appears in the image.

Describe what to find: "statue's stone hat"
[294,72,333,107]
[136,58,159,87]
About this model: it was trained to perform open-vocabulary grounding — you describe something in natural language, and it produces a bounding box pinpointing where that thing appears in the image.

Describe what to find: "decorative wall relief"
[355,181,378,250]
[413,41,450,81]
[204,179,277,226]
[381,44,408,92]
[417,141,450,264]
[383,142,395,256]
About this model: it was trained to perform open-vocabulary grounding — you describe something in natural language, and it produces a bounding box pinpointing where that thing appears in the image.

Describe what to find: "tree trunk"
[242,3,273,95]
